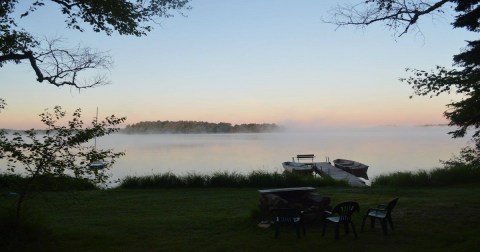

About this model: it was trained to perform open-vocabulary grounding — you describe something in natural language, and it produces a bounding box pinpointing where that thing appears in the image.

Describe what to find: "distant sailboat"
[88,160,106,170]
[88,107,106,170]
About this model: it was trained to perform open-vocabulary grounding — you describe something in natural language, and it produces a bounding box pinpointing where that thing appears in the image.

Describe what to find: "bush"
[0,173,98,191]
[372,164,480,187]
[0,174,23,190]
[430,164,480,185]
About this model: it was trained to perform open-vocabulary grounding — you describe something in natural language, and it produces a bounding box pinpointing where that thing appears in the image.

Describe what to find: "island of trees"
[123,120,280,134]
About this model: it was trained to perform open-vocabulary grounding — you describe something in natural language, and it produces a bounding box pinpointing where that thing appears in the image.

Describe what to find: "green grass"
[1,185,479,251]
[1,167,480,251]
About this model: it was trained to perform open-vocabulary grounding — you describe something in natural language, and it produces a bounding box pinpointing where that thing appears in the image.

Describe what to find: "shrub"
[0,173,97,191]
[430,164,480,186]
[0,174,23,190]
[372,164,480,187]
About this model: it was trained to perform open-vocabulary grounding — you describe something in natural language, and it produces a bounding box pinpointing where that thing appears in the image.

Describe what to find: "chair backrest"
[270,208,302,223]
[331,201,360,222]
[385,198,399,215]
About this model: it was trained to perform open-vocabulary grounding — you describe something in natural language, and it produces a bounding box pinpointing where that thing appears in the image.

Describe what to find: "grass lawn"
[1,185,480,251]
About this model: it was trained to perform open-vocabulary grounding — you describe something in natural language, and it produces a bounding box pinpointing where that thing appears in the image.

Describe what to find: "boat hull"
[88,160,107,170]
[333,159,369,180]
[282,162,314,175]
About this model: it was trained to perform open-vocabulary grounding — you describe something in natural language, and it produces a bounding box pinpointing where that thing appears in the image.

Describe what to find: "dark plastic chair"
[322,201,360,239]
[361,198,399,235]
[270,208,305,239]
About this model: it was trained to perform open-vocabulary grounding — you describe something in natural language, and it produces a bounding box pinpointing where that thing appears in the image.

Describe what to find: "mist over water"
[89,126,469,182]
[0,126,470,182]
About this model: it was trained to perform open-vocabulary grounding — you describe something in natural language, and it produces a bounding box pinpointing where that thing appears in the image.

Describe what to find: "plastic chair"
[322,201,360,239]
[270,208,305,238]
[361,198,399,235]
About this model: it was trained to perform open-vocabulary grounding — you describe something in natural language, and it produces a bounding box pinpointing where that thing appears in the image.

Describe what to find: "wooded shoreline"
[123,120,280,134]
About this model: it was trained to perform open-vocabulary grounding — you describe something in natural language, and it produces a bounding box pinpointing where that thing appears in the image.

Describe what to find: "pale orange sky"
[0,0,472,130]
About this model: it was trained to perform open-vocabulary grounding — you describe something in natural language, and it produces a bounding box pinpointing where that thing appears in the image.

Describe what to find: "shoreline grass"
[372,164,480,187]
[3,162,479,191]
[119,170,348,189]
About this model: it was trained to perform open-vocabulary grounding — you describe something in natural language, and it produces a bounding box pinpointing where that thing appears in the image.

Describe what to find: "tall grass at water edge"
[3,163,479,190]
[119,171,346,189]
[372,163,480,187]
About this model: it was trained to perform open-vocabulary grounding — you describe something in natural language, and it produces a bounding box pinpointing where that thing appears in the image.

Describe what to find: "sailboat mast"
[88,106,106,170]
[94,107,98,150]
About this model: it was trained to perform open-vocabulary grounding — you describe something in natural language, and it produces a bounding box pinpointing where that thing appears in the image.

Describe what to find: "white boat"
[88,107,106,170]
[332,159,369,179]
[282,162,314,175]
[88,160,106,170]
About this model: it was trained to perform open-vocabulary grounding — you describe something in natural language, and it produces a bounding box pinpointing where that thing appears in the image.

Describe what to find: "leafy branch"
[0,106,126,227]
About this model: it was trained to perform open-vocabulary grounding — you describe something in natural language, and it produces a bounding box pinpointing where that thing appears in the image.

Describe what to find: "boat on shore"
[282,162,314,175]
[332,159,369,179]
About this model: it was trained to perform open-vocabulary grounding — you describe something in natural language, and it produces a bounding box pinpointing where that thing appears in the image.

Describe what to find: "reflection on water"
[0,127,471,181]
[89,126,470,181]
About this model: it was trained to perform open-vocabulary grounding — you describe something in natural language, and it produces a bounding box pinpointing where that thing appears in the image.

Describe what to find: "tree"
[1,0,190,88]
[0,106,126,227]
[326,0,480,140]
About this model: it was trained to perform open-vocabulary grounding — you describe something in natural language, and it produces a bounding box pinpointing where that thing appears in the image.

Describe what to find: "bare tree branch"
[1,1,190,90]
[1,38,112,89]
[325,0,450,36]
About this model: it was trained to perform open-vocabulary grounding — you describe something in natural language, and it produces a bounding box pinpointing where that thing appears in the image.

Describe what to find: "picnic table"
[258,187,331,221]
[258,187,316,202]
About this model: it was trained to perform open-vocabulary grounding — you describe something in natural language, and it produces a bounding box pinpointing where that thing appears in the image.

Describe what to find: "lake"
[89,126,471,181]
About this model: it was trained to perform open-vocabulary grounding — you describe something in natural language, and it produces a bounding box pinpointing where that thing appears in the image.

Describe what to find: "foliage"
[119,170,347,189]
[0,173,97,191]
[0,0,191,88]
[370,134,480,187]
[0,173,23,190]
[327,0,480,139]
[0,105,125,226]
[124,120,280,134]
[0,106,125,184]
[442,136,480,168]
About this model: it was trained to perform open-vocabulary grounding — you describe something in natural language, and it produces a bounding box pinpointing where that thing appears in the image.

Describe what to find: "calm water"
[0,127,471,181]
[88,126,471,181]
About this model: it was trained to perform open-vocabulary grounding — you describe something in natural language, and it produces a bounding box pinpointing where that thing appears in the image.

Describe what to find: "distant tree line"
[123,120,280,134]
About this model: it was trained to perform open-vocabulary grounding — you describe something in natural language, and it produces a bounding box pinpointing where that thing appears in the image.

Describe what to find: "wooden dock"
[313,162,367,187]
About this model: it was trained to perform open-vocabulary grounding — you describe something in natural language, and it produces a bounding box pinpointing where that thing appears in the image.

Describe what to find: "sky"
[0,0,476,130]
